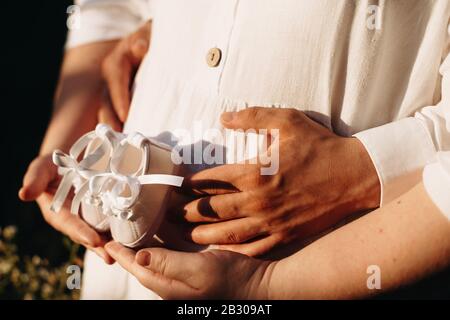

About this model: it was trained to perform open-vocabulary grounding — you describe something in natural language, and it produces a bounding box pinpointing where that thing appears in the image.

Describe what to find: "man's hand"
[19,154,114,264]
[105,242,270,299]
[173,107,381,256]
[99,21,151,126]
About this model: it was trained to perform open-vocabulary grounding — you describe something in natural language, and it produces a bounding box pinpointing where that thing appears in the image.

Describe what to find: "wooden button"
[206,47,222,67]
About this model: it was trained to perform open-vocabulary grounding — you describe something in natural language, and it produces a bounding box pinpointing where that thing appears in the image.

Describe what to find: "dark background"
[2,1,74,263]
[1,0,449,299]
[1,1,81,300]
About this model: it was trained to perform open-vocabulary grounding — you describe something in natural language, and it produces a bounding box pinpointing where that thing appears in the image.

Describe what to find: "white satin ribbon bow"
[71,173,184,220]
[50,124,119,213]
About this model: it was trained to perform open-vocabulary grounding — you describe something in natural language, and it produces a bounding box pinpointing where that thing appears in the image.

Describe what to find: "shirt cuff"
[354,117,437,206]
[423,153,450,220]
[66,3,149,49]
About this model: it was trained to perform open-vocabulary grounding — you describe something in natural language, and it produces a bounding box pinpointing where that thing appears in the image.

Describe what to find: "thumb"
[135,248,200,282]
[19,155,56,201]
[134,248,200,299]
[105,243,199,299]
[220,107,291,131]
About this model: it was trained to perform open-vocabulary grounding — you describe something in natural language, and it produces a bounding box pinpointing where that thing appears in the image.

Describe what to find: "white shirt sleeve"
[354,25,450,206]
[423,152,450,220]
[65,0,151,49]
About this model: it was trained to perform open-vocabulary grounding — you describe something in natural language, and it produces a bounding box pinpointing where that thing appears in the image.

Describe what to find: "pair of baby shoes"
[50,124,184,248]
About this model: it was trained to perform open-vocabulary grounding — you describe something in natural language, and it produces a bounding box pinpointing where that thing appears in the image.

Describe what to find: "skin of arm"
[19,41,119,262]
[19,21,152,263]
[42,21,152,152]
[263,183,450,299]
[106,182,450,299]
[41,40,119,155]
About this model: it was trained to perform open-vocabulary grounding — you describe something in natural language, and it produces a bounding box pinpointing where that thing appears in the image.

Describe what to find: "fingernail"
[133,38,148,49]
[18,188,25,199]
[91,248,107,261]
[98,252,108,262]
[80,235,95,248]
[221,112,236,123]
[18,187,33,201]
[136,251,151,266]
[104,242,116,253]
[118,110,127,123]
[131,38,149,57]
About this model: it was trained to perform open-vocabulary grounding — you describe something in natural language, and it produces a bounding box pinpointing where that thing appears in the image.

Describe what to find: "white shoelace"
[71,172,183,220]
[50,124,121,213]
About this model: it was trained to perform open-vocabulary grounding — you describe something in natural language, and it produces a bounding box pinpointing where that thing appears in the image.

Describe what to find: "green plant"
[0,225,83,300]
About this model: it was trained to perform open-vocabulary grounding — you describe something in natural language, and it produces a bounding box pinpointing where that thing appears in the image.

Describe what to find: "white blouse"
[66,0,450,299]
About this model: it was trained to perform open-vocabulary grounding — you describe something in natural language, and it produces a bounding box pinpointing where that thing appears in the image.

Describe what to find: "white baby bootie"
[71,131,184,248]
[50,124,123,232]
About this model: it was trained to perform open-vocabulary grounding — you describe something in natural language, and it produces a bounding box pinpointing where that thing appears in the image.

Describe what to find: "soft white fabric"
[66,0,151,48]
[67,0,450,299]
[355,51,450,204]
[81,250,160,299]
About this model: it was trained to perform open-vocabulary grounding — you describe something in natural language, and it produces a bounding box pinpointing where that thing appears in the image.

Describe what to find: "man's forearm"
[260,183,450,299]
[40,40,118,155]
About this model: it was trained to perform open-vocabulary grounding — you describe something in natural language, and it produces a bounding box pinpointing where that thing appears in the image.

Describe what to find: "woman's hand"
[19,154,114,264]
[18,22,153,265]
[105,242,271,299]
[108,183,450,300]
